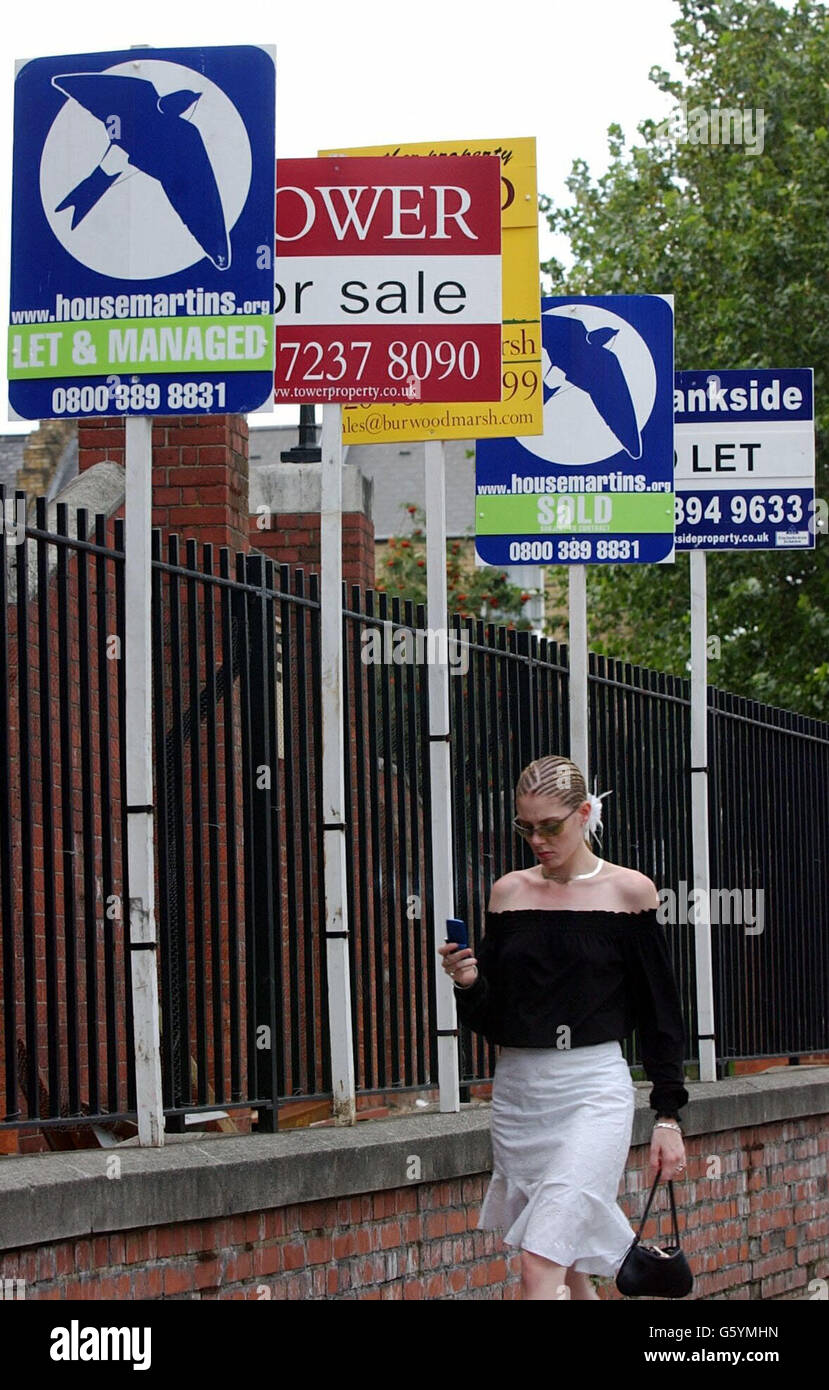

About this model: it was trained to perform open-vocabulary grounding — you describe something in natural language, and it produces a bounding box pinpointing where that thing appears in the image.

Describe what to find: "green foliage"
[539,0,829,718]
[377,502,538,629]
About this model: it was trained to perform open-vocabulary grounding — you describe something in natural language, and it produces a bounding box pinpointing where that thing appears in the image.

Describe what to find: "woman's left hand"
[649,1124,686,1181]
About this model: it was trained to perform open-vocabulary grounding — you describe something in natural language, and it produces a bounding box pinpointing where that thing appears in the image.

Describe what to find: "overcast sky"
[2,0,681,432]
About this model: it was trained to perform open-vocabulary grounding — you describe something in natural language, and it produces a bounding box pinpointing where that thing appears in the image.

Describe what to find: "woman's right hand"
[438,941,479,988]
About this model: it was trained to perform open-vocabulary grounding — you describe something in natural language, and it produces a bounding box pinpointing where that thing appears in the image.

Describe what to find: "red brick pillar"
[343,513,375,592]
[77,414,251,555]
[252,511,375,590]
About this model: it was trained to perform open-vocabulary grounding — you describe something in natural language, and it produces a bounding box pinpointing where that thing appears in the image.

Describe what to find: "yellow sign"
[319,137,542,443]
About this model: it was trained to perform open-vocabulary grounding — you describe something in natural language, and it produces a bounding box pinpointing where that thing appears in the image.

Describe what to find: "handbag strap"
[666,1176,680,1245]
[631,1169,681,1247]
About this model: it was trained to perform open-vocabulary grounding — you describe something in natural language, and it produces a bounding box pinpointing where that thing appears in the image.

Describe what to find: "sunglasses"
[512,806,579,841]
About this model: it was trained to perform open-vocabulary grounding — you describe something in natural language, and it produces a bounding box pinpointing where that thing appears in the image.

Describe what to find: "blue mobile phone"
[445,918,468,949]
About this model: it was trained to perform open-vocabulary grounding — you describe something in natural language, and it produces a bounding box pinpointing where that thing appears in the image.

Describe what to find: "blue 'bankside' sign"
[475,295,675,566]
[674,369,815,551]
[8,45,276,419]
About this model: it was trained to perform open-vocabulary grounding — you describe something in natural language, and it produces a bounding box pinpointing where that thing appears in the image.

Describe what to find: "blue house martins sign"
[8,45,276,419]
[475,295,675,566]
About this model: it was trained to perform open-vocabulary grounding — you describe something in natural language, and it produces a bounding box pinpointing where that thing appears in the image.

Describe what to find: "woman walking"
[439,754,688,1301]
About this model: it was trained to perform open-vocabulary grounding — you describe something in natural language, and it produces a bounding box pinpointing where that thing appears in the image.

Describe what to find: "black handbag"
[615,1169,694,1298]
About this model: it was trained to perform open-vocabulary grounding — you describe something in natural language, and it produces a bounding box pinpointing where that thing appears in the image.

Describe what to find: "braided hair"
[515,755,597,843]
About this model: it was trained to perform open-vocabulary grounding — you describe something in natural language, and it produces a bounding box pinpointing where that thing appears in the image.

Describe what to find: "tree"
[376,502,538,629]
[539,0,829,718]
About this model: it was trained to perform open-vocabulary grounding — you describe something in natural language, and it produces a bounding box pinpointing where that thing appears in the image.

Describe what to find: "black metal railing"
[0,495,329,1135]
[1,483,827,1141]
[341,587,437,1094]
[151,540,327,1131]
[708,690,829,1061]
[0,492,135,1135]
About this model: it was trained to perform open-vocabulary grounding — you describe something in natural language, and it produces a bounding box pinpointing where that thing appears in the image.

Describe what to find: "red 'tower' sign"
[273,155,502,405]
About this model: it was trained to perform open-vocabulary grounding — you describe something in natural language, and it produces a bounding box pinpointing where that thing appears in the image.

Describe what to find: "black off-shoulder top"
[453,906,689,1120]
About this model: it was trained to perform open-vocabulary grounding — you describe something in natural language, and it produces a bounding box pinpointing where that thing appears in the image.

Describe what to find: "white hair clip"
[585,783,613,841]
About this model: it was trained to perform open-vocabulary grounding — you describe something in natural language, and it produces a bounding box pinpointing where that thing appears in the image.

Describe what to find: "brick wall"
[1,1108,826,1300]
[252,510,375,591]
[1,1179,512,1301]
[78,415,251,555]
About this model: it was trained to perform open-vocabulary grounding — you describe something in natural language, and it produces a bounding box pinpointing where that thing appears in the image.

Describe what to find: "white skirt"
[478,1039,637,1276]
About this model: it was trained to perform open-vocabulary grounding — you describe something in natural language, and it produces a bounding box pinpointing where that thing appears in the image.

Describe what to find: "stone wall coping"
[1,1068,826,1252]
[249,460,373,519]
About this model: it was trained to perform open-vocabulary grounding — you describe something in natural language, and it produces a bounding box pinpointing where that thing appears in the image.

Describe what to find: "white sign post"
[424,440,460,1112]
[689,549,716,1084]
[124,416,165,1143]
[320,404,356,1123]
[568,566,589,788]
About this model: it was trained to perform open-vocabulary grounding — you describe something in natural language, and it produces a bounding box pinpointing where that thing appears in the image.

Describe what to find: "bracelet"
[653,1120,683,1134]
